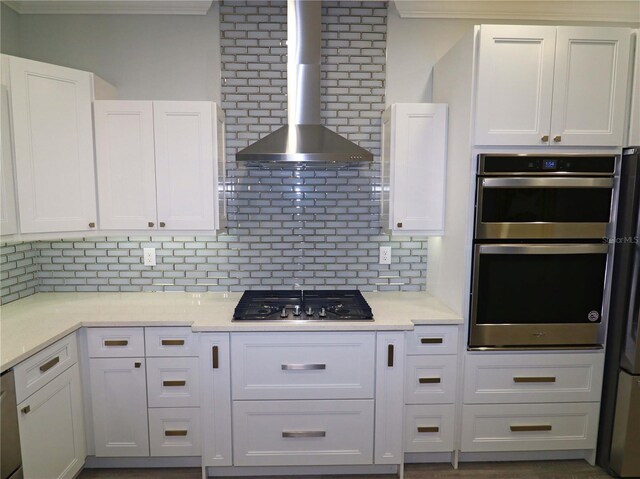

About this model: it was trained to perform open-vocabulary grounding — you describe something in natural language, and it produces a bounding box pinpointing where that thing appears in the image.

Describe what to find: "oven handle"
[478,244,609,255]
[481,177,613,188]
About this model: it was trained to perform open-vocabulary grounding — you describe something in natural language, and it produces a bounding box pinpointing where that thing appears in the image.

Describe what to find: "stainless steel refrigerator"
[597,147,640,478]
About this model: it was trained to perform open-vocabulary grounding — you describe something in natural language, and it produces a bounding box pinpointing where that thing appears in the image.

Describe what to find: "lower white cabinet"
[148,407,201,457]
[89,357,149,457]
[146,357,200,408]
[404,404,455,453]
[18,364,86,479]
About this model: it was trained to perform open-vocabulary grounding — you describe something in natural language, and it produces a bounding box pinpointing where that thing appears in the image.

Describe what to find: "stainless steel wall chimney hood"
[235,0,373,166]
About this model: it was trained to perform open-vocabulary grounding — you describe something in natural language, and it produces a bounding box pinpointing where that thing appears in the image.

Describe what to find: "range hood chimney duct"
[235,0,373,166]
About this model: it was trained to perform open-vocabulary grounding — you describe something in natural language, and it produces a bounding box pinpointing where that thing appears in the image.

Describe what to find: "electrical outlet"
[379,246,391,265]
[143,248,156,266]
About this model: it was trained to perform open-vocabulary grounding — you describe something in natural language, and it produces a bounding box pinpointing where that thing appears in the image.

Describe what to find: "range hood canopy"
[235,0,373,166]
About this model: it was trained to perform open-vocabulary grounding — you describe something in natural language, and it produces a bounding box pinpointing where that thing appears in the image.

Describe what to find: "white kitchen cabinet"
[148,407,201,457]
[628,30,640,146]
[199,333,232,467]
[9,56,98,233]
[0,55,18,235]
[374,332,405,465]
[17,363,86,479]
[475,25,630,147]
[381,103,448,236]
[89,357,150,457]
[94,101,226,231]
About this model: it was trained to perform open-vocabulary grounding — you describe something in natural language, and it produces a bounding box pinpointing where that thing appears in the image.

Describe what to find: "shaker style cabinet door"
[154,102,215,230]
[550,27,631,147]
[9,56,97,233]
[0,55,17,235]
[94,101,157,230]
[475,25,557,146]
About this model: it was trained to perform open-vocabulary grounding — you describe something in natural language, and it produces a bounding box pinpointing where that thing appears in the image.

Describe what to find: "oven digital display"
[543,159,558,170]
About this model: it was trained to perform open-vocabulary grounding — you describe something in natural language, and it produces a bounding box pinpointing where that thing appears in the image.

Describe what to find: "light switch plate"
[143,248,156,266]
[379,246,391,265]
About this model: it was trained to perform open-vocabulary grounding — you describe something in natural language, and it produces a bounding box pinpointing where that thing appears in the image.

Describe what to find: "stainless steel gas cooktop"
[232,290,373,321]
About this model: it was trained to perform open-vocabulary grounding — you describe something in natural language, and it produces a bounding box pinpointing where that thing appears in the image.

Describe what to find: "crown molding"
[393,0,640,24]
[2,0,214,15]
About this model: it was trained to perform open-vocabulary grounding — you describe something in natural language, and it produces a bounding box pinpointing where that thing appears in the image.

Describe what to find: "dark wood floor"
[78,460,614,478]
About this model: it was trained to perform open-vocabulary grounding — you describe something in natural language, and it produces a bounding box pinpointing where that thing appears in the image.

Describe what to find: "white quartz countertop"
[0,291,462,372]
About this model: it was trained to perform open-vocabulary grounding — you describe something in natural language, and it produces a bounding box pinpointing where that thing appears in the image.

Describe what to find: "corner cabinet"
[1,55,18,235]
[94,101,226,232]
[381,104,448,236]
[475,25,631,147]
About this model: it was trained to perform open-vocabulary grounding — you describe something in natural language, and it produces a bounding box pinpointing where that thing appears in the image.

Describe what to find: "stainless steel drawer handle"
[104,340,128,347]
[419,377,441,384]
[417,426,439,433]
[281,364,326,371]
[39,356,60,372]
[510,424,552,432]
[165,430,188,437]
[161,339,185,346]
[163,380,186,387]
[420,337,443,344]
[513,376,557,383]
[212,346,219,369]
[282,430,326,438]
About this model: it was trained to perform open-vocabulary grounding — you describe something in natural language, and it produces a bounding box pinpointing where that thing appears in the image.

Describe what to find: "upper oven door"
[476,177,614,239]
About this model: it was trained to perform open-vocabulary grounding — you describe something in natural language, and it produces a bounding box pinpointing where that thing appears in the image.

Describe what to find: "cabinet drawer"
[15,332,78,403]
[145,327,198,357]
[233,399,374,466]
[461,402,600,452]
[231,332,375,400]
[464,352,604,404]
[87,327,145,358]
[405,355,457,404]
[406,326,458,355]
[404,404,455,453]
[148,407,201,457]
[147,357,199,408]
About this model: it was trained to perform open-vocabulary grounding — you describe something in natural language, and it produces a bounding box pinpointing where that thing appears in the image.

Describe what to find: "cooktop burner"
[233,290,373,321]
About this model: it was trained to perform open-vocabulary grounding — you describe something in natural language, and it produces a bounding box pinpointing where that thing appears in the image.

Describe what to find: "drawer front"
[147,357,200,408]
[145,327,198,357]
[404,404,455,453]
[461,402,600,452]
[406,326,459,355]
[464,352,604,404]
[231,332,375,400]
[405,355,457,404]
[87,327,145,358]
[15,332,78,403]
[233,399,374,466]
[149,407,201,457]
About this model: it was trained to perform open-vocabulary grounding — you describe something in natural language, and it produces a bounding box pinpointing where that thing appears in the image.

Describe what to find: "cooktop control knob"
[293,305,301,316]
[319,307,327,318]
[305,306,314,316]
[280,308,288,318]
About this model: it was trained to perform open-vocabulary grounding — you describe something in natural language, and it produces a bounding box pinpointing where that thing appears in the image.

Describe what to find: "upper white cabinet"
[1,55,18,235]
[9,56,98,233]
[94,100,226,231]
[381,103,447,236]
[475,25,631,147]
[628,29,640,146]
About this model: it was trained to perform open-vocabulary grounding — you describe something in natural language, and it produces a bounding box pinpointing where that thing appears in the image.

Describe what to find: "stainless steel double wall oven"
[469,154,616,349]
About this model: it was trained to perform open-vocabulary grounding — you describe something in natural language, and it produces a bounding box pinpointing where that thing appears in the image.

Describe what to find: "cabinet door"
[550,27,631,146]
[200,333,232,467]
[629,30,640,146]
[374,332,405,465]
[391,103,447,235]
[475,25,557,146]
[94,101,157,230]
[214,106,227,230]
[1,55,18,235]
[9,56,97,233]
[89,357,149,457]
[154,101,215,230]
[18,364,85,479]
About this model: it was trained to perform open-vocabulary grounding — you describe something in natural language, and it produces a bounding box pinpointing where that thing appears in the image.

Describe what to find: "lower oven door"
[470,243,609,348]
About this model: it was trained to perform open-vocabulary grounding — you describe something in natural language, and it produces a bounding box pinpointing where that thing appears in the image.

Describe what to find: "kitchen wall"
[0,242,38,303]
[1,3,20,56]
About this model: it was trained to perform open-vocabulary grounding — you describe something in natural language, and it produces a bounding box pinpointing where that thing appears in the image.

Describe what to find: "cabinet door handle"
[397,222,403,228]
[161,339,185,346]
[541,135,549,142]
[104,340,128,347]
[89,222,96,228]
[510,424,552,432]
[212,346,219,369]
[553,135,562,142]
[281,364,326,371]
[159,222,166,227]
[165,430,188,437]
[282,430,326,438]
[387,344,394,367]
[513,376,556,383]
[163,380,186,387]
[417,426,439,433]
[419,377,441,384]
[420,337,443,344]
[148,221,155,227]
[39,356,60,373]
[21,405,30,414]
[134,362,141,368]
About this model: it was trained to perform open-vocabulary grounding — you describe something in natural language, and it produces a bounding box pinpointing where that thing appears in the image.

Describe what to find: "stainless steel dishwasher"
[1,370,23,479]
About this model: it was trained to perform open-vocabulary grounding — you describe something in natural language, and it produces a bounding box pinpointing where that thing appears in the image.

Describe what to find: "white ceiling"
[3,0,214,15]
